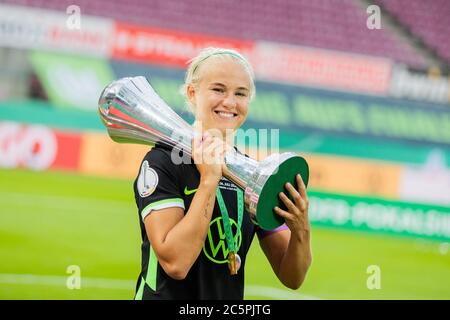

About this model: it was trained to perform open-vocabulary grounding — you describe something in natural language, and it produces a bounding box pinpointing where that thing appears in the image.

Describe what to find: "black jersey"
[133,144,260,300]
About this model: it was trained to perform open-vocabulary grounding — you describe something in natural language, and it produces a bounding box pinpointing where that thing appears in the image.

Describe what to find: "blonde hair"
[180,47,255,111]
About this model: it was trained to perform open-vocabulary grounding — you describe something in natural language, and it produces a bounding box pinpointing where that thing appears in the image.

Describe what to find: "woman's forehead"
[198,57,251,87]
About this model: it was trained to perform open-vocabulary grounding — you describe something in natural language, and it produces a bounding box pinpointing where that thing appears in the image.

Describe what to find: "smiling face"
[187,57,251,138]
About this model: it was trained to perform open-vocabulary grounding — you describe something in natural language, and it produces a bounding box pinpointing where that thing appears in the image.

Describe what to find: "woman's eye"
[236,92,247,97]
[212,88,224,93]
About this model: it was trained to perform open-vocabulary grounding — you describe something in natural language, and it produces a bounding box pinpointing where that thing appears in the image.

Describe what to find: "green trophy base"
[256,156,309,230]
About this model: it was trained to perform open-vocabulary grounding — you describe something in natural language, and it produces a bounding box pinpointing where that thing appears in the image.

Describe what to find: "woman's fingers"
[296,174,308,201]
[193,133,226,166]
[296,174,309,211]
[278,177,309,215]
[273,206,294,220]
[278,191,298,214]
[275,176,311,233]
[285,182,304,210]
[203,138,225,164]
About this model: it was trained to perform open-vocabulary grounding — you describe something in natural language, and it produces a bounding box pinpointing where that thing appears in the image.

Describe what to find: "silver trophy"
[98,76,309,230]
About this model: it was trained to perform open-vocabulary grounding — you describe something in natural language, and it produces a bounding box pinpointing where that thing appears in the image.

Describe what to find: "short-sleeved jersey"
[133,144,259,300]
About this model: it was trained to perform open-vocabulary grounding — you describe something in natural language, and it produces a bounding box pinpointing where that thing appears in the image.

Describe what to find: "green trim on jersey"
[134,244,159,300]
[146,245,158,290]
[141,198,185,220]
[135,277,145,300]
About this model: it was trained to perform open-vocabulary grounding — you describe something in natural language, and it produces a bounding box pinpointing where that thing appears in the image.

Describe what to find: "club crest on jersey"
[137,160,158,198]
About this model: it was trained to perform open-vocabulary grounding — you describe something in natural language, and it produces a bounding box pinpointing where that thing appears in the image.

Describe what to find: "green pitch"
[0,168,449,300]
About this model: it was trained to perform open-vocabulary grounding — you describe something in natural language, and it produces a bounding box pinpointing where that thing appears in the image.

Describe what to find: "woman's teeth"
[216,111,235,118]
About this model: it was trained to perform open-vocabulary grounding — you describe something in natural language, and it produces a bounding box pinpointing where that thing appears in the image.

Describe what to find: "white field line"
[245,285,321,300]
[0,273,321,300]
[0,273,134,289]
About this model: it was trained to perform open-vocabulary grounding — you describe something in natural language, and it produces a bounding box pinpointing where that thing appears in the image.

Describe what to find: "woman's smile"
[213,109,238,120]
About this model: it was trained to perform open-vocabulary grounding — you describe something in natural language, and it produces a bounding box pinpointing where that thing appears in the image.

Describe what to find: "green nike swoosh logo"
[184,187,198,195]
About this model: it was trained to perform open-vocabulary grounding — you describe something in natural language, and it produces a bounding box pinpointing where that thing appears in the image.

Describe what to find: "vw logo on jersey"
[137,160,158,198]
[203,216,242,264]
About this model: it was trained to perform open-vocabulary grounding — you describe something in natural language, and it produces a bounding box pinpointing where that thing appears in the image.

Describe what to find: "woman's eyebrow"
[209,82,249,91]
[210,82,226,87]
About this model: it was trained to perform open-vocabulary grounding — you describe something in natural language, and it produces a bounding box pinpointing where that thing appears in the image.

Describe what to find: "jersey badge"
[137,160,159,198]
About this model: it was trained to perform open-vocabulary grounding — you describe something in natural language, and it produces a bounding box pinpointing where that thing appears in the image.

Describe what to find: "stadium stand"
[376,0,450,64]
[2,0,430,67]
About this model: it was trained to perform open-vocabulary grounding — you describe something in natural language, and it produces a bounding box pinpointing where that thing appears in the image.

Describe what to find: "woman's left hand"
[274,174,310,239]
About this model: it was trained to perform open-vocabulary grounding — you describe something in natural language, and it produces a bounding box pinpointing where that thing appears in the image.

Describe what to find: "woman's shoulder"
[143,144,172,162]
[142,143,185,171]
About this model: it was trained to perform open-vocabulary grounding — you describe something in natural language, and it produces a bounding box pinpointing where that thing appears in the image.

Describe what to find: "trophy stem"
[223,150,259,190]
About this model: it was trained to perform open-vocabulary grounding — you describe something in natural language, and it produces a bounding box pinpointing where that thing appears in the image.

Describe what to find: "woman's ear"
[187,84,196,107]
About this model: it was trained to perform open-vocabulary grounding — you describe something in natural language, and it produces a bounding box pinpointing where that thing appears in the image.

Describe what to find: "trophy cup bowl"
[98,76,309,230]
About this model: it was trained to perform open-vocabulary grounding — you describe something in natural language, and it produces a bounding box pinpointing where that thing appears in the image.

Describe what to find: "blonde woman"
[133,47,312,300]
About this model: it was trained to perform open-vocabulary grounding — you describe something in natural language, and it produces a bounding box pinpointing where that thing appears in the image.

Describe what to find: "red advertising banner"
[110,22,391,94]
[0,122,81,171]
[51,131,82,171]
[111,22,256,67]
[251,42,392,95]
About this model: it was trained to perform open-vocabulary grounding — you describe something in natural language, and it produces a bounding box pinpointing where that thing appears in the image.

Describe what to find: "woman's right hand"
[192,131,225,185]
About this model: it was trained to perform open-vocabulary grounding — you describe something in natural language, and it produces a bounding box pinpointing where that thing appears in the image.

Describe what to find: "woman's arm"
[144,132,225,280]
[259,174,312,289]
[144,177,218,280]
[259,228,311,289]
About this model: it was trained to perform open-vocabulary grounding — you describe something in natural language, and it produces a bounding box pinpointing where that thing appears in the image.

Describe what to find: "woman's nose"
[222,93,237,108]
